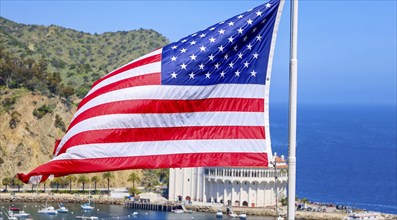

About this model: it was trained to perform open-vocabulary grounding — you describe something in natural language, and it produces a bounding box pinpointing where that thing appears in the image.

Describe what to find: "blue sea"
[270,103,397,214]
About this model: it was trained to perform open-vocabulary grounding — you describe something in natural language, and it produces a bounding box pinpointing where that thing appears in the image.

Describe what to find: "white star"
[247,43,253,50]
[218,45,225,52]
[200,34,206,38]
[262,19,267,24]
[189,72,195,79]
[229,62,234,68]
[171,45,178,49]
[199,63,205,70]
[234,45,238,51]
[266,3,271,8]
[237,28,244,34]
[170,72,177,78]
[219,21,225,24]
[253,52,259,59]
[200,46,206,52]
[190,41,196,45]
[235,70,241,77]
[244,61,250,68]
[256,11,263,16]
[247,19,253,25]
[210,27,216,31]
[228,36,234,43]
[243,36,248,42]
[228,21,234,26]
[181,39,187,43]
[251,70,257,77]
[208,54,215,61]
[190,54,197,61]
[209,37,216,43]
[205,72,211,79]
[238,15,244,19]
[180,63,187,70]
[252,27,257,33]
[224,54,229,60]
[191,33,197,37]
[171,56,177,61]
[218,29,225,34]
[214,63,220,69]
[220,71,226,77]
[180,48,187,53]
[256,35,262,41]
[238,53,243,59]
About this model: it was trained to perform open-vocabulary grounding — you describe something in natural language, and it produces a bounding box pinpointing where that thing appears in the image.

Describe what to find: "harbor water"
[0,202,275,220]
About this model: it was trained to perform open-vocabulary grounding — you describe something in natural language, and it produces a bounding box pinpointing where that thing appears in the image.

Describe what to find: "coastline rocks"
[0,193,124,205]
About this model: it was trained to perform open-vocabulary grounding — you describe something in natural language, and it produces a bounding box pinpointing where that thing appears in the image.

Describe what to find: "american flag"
[18,0,283,184]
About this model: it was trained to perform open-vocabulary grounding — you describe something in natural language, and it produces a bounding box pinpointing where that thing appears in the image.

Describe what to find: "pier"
[124,201,181,212]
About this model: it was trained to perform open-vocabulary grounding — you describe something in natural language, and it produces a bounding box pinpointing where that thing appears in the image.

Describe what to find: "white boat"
[81,202,95,210]
[172,209,184,214]
[239,212,247,219]
[38,205,58,215]
[5,211,18,220]
[57,204,69,213]
[343,212,384,220]
[132,211,138,215]
[75,216,99,220]
[229,213,238,218]
[81,195,95,210]
[11,210,31,218]
[216,209,223,218]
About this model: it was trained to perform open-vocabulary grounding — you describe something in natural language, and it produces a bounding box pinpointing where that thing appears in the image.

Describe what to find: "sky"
[0,0,396,105]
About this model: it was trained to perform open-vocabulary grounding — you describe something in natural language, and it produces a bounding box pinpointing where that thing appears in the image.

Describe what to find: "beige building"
[169,154,288,207]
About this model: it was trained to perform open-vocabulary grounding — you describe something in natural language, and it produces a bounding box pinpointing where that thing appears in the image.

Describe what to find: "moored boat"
[38,205,58,215]
[216,209,223,218]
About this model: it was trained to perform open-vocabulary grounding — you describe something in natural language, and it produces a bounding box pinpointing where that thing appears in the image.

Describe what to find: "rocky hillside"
[0,17,169,189]
[0,88,140,188]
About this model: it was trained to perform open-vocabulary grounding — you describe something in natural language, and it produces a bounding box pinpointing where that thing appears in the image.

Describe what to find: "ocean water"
[269,103,397,214]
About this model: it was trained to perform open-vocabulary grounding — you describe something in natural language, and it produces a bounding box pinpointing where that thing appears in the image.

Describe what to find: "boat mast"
[288,0,298,219]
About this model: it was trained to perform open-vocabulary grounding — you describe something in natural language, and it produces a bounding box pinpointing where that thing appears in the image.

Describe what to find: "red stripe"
[17,152,268,183]
[78,73,160,110]
[69,98,264,131]
[91,53,161,89]
[59,126,265,155]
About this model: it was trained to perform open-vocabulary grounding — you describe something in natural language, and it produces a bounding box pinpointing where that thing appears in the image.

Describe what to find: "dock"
[124,201,182,212]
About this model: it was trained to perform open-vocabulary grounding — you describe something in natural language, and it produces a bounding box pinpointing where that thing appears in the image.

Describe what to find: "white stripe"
[100,48,162,78]
[53,139,268,160]
[87,61,161,96]
[75,84,266,120]
[56,112,265,156]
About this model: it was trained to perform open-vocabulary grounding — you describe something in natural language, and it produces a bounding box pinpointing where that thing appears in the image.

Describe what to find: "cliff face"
[0,88,135,188]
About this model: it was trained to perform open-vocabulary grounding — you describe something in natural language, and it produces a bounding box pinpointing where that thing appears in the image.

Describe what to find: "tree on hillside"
[141,170,160,192]
[128,171,140,189]
[128,171,141,196]
[77,175,89,193]
[2,177,11,192]
[91,175,100,193]
[102,172,113,194]
[13,178,24,192]
[65,175,77,193]
[51,177,66,192]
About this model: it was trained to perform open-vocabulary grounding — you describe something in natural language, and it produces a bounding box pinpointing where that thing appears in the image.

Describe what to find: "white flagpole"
[288,0,298,219]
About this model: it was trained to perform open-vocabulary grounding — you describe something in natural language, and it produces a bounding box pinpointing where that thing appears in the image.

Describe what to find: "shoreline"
[1,193,396,220]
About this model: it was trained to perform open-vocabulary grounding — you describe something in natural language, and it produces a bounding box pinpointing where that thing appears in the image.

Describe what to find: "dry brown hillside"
[0,88,140,189]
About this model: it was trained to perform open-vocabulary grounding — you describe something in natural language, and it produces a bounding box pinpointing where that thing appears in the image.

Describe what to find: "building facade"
[169,156,288,207]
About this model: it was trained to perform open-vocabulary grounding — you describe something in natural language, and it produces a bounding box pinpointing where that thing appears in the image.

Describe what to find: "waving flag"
[18,0,284,184]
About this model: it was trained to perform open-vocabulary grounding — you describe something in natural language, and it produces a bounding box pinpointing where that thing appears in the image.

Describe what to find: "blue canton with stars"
[161,0,279,86]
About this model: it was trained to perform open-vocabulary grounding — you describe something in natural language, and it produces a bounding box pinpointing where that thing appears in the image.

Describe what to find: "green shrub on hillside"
[33,104,53,119]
